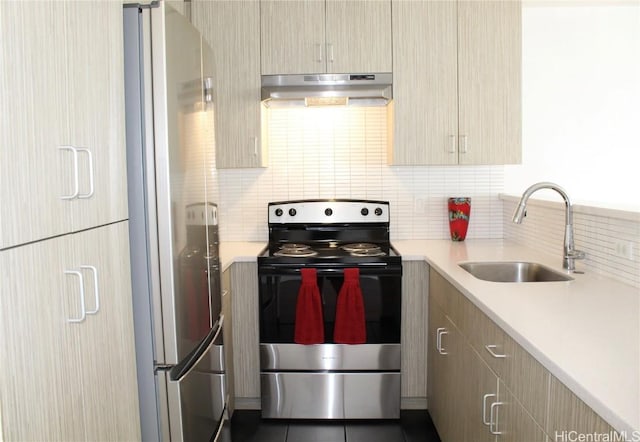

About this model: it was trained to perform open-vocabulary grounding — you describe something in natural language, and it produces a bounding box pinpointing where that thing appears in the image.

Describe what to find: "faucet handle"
[566,250,586,260]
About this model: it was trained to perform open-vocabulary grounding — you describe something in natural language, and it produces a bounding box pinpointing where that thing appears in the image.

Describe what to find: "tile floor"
[230,410,441,442]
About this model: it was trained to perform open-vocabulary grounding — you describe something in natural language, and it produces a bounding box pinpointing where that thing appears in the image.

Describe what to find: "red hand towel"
[334,268,366,344]
[294,268,325,344]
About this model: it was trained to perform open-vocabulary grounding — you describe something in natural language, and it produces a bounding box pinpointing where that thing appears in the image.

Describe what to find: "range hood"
[261,73,392,107]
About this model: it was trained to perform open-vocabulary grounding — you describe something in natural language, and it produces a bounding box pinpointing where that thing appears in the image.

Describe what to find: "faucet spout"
[512,182,585,272]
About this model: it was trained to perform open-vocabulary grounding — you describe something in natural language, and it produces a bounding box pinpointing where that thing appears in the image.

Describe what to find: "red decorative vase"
[448,197,471,241]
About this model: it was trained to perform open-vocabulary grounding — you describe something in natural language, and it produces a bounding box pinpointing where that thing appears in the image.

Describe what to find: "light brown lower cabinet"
[401,261,429,405]
[547,375,620,438]
[428,267,620,442]
[229,262,261,408]
[221,267,235,416]
[498,380,547,442]
[428,301,465,442]
[0,222,140,441]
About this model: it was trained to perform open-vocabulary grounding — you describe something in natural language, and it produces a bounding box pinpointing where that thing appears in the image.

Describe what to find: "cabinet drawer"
[429,268,465,326]
[261,372,400,419]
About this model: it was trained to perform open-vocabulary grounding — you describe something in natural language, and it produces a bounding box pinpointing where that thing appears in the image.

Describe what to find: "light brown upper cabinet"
[390,1,522,165]
[0,0,128,249]
[260,0,392,75]
[193,0,266,169]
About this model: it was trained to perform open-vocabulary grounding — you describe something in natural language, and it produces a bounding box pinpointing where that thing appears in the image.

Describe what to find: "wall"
[215,106,505,242]
[504,2,640,210]
[502,2,640,289]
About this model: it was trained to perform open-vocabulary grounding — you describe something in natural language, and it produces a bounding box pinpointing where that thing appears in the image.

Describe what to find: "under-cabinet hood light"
[304,96,348,107]
[261,73,392,108]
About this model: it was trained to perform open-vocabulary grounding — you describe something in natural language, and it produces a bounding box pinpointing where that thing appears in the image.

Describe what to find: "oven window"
[259,273,401,344]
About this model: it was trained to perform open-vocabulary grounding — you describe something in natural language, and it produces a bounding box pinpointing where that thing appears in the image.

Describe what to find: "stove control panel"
[268,200,390,224]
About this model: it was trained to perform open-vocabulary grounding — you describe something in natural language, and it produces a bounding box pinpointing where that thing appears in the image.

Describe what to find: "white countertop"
[219,241,265,271]
[393,239,640,435]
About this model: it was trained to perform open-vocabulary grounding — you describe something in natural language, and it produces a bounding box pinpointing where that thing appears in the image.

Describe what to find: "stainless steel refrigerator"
[123,3,230,441]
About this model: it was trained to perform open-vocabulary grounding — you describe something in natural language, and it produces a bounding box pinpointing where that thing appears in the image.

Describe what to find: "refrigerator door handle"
[169,315,224,382]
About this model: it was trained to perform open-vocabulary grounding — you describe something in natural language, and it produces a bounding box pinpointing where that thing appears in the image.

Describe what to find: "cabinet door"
[401,262,428,400]
[427,302,465,442]
[427,301,445,435]
[0,1,73,248]
[0,0,128,250]
[230,262,260,401]
[65,0,129,231]
[73,222,140,440]
[498,381,547,442]
[458,0,522,165]
[325,0,392,74]
[0,235,86,440]
[390,0,458,165]
[260,0,325,75]
[461,346,499,442]
[194,0,265,168]
[547,375,621,437]
[221,268,235,415]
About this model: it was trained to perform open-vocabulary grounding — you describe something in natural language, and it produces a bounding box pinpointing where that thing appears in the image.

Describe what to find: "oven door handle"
[258,264,402,276]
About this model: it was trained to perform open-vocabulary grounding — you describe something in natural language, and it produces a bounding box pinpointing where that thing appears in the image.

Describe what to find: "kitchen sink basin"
[459,261,573,283]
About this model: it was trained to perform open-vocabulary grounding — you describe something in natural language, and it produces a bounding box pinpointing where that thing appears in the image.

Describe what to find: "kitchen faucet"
[512,182,585,272]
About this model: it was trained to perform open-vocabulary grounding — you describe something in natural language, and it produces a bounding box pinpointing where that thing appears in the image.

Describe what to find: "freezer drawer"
[178,370,226,441]
[261,372,400,419]
[162,317,227,441]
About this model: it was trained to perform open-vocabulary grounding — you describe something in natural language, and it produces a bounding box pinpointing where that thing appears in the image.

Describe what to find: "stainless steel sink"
[459,261,573,283]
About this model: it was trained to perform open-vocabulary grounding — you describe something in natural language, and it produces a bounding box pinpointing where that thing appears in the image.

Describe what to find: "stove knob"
[361,208,369,216]
[375,207,383,216]
[275,208,283,217]
[325,208,333,217]
[289,208,297,217]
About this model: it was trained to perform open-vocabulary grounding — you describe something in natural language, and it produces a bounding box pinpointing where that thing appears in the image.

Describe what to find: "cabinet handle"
[253,136,258,156]
[482,393,496,426]
[448,135,456,153]
[76,147,95,199]
[222,290,229,298]
[64,270,86,323]
[80,265,100,315]
[460,135,468,154]
[485,344,507,359]
[315,43,323,63]
[59,146,80,200]
[327,43,334,63]
[489,401,504,435]
[436,327,448,355]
